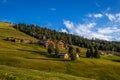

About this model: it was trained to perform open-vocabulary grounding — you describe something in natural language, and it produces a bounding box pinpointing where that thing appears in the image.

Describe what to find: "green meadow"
[0,22,120,80]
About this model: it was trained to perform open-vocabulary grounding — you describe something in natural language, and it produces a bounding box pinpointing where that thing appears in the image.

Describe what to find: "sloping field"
[0,65,91,80]
[0,22,38,41]
[0,22,120,80]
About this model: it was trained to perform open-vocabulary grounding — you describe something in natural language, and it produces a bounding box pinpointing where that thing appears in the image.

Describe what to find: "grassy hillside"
[0,65,91,80]
[0,22,38,41]
[0,22,120,80]
[0,48,120,80]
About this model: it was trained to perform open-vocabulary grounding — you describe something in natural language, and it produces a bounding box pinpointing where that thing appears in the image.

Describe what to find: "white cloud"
[61,28,68,33]
[63,20,96,38]
[63,20,120,41]
[87,23,96,28]
[98,27,120,34]
[49,8,56,11]
[88,13,103,18]
[105,13,115,21]
[91,32,112,41]
[94,14,103,18]
[116,13,120,17]
[105,13,120,22]
[63,12,120,41]
[116,13,120,22]
[63,20,74,29]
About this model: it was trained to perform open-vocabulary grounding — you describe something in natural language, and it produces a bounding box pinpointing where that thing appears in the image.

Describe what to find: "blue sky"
[0,0,120,41]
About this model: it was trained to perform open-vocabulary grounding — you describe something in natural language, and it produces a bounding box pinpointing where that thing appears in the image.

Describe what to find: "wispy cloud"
[61,28,68,33]
[88,13,103,18]
[94,14,103,18]
[49,8,56,11]
[62,11,120,41]
[91,32,112,41]
[105,13,120,22]
[98,27,120,34]
[63,20,74,29]
[63,20,97,38]
[105,13,115,21]
[63,19,120,41]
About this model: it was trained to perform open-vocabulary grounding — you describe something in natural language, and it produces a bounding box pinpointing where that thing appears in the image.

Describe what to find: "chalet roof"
[57,53,67,56]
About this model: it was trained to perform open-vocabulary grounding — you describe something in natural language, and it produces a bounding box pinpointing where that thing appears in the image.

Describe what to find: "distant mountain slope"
[0,22,38,41]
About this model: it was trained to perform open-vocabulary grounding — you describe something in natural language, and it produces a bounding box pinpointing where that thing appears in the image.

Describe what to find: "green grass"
[0,22,14,29]
[0,22,38,41]
[0,65,91,80]
[102,55,120,62]
[0,47,120,80]
[0,22,120,80]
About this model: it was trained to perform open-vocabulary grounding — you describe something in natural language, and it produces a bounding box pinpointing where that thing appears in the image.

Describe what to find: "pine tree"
[86,49,90,58]
[47,43,54,55]
[68,36,72,45]
[90,46,94,57]
[94,47,100,58]
[68,46,76,61]
[55,46,59,55]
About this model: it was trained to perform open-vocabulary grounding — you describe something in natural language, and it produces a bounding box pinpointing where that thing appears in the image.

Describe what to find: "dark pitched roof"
[57,53,67,56]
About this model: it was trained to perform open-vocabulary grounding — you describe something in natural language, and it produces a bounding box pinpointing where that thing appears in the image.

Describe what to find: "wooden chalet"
[21,39,33,44]
[39,39,66,49]
[57,53,70,59]
[6,37,33,44]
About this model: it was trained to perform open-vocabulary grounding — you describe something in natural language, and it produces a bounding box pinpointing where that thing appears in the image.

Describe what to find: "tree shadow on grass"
[16,49,49,57]
[112,60,120,63]
[16,49,70,62]
[26,57,71,62]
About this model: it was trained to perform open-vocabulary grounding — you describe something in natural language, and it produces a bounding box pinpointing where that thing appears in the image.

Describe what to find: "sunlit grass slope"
[0,22,120,80]
[0,22,38,41]
[0,65,91,80]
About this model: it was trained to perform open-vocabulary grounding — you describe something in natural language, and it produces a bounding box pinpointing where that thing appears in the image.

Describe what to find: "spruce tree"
[47,43,54,55]
[94,47,100,58]
[55,46,59,55]
[90,46,94,57]
[86,49,90,58]
[68,46,76,61]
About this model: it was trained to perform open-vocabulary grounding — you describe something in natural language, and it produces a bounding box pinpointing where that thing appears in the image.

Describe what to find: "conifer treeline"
[13,23,120,52]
